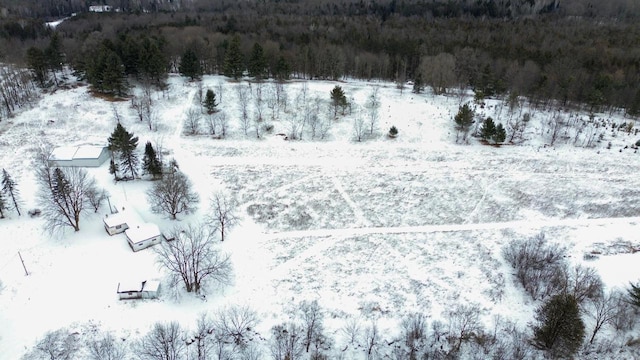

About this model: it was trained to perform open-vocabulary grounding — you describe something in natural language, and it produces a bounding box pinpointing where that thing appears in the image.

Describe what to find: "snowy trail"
[263,215,640,283]
[260,215,640,241]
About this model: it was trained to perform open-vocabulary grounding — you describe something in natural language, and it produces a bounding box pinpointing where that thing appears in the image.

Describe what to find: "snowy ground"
[1,74,640,359]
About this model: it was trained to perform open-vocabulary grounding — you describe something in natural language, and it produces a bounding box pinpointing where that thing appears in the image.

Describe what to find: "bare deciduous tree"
[86,187,108,213]
[147,166,199,220]
[86,332,127,360]
[363,320,379,360]
[155,223,232,294]
[36,150,99,233]
[353,114,366,142]
[207,191,239,242]
[584,291,619,344]
[270,322,304,360]
[136,322,185,360]
[237,85,251,136]
[23,328,79,360]
[446,303,482,353]
[183,107,202,136]
[298,300,324,353]
[401,313,428,358]
[214,305,259,346]
[365,86,380,136]
[341,316,361,346]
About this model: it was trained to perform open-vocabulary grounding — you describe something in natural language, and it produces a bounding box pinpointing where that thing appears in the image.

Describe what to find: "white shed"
[125,223,163,251]
[48,146,110,167]
[117,280,160,300]
[103,205,144,236]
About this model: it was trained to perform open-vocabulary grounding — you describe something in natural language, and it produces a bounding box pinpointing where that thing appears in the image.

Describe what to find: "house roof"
[49,145,108,161]
[49,146,78,161]
[142,280,160,292]
[73,146,106,159]
[103,203,144,228]
[125,223,161,243]
[117,281,143,293]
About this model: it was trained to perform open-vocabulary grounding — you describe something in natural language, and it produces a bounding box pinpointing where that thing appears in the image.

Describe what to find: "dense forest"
[1,0,639,115]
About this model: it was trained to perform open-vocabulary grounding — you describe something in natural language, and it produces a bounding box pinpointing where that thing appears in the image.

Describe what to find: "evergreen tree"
[248,42,268,80]
[532,294,585,358]
[119,35,140,77]
[141,38,167,87]
[493,123,506,143]
[412,73,425,94]
[203,89,218,114]
[45,32,64,86]
[454,104,474,141]
[179,47,201,80]
[108,123,139,180]
[109,158,119,182]
[223,35,244,80]
[102,50,127,96]
[627,282,640,307]
[274,55,290,81]
[480,117,496,140]
[2,168,21,216]
[26,47,47,87]
[330,85,347,117]
[142,141,162,179]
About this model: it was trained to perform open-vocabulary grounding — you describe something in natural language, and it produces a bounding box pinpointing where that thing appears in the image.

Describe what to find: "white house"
[48,146,110,167]
[89,5,112,12]
[125,223,163,251]
[117,280,160,300]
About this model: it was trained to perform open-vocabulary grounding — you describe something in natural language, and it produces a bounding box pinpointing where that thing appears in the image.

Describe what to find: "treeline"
[6,1,640,114]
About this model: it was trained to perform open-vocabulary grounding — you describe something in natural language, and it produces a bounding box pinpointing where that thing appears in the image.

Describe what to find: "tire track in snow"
[330,174,372,227]
[263,215,640,278]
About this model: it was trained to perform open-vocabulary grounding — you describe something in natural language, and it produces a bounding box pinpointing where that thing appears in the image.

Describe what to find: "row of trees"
[10,6,638,114]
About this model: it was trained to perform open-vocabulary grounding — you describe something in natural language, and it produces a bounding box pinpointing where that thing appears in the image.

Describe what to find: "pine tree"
[627,282,640,307]
[493,123,506,143]
[330,85,347,117]
[109,158,119,182]
[102,50,127,96]
[454,104,474,141]
[223,35,244,80]
[45,32,64,86]
[2,168,21,216]
[274,55,290,81]
[26,47,48,87]
[480,117,496,140]
[248,42,268,80]
[532,294,585,358]
[179,47,201,80]
[142,141,162,179]
[203,89,218,114]
[108,123,139,180]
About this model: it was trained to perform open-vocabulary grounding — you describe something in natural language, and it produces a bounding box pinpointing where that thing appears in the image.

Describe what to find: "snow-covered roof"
[73,146,105,159]
[117,281,143,293]
[49,146,78,161]
[125,223,161,243]
[49,145,108,161]
[103,204,144,228]
[142,280,160,293]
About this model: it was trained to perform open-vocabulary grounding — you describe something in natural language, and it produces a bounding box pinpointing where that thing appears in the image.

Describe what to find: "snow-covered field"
[1,74,640,359]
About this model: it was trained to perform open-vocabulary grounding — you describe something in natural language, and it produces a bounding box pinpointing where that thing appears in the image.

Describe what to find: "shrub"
[502,233,568,300]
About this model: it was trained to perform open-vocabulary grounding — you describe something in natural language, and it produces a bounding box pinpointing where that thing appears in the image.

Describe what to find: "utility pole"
[17,251,28,276]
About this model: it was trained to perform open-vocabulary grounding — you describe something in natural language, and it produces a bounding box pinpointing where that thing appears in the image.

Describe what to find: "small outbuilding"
[117,280,160,300]
[103,204,144,236]
[48,146,110,167]
[125,223,163,251]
